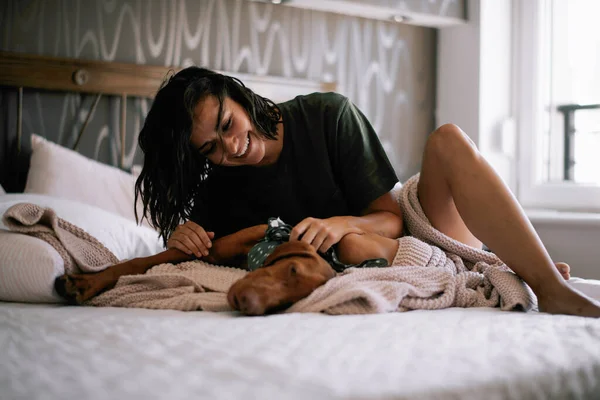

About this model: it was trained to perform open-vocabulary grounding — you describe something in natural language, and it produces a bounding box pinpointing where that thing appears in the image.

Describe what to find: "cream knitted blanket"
[88,174,535,313]
[3,202,118,274]
[3,175,536,313]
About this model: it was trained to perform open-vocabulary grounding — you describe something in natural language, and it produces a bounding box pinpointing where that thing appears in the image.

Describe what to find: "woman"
[135,66,600,317]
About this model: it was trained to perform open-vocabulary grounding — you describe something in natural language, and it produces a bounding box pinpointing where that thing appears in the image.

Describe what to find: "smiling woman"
[134,65,600,318]
[135,66,403,256]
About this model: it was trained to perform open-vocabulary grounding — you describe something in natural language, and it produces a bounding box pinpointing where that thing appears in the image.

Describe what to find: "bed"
[2,303,600,400]
[1,51,600,400]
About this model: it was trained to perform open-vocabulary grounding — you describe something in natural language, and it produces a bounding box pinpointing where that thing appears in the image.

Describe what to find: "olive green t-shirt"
[192,92,398,238]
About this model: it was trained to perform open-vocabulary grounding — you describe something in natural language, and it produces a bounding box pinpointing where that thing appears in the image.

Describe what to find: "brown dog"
[55,224,269,304]
[228,241,336,315]
[55,225,337,313]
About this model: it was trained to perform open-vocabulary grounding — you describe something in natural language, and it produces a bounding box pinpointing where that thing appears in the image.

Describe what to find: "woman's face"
[190,96,277,166]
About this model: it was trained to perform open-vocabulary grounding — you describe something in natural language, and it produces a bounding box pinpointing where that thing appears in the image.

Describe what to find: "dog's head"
[227,240,336,316]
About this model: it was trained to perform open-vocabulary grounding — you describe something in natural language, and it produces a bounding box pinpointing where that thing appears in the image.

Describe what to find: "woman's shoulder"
[279,92,348,108]
[279,92,350,117]
[301,91,348,103]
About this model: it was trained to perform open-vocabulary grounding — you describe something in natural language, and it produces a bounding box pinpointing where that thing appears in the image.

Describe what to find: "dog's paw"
[54,273,111,305]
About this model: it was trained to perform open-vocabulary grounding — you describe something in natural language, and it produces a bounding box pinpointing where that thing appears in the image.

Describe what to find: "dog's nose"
[236,288,263,316]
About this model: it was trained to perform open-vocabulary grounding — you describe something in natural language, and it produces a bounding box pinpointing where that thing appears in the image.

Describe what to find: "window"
[516,0,600,212]
[545,0,600,184]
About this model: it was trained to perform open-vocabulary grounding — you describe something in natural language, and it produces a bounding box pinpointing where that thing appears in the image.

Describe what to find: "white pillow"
[0,183,5,195]
[24,134,150,227]
[0,193,164,303]
[0,231,65,303]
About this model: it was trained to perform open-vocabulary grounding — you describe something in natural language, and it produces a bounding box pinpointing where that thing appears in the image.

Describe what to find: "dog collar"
[247,217,289,271]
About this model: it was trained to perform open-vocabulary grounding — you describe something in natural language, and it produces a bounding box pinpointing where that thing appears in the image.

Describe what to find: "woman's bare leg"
[418,124,600,317]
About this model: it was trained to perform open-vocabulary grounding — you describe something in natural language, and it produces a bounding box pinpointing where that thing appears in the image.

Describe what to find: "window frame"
[515,0,600,212]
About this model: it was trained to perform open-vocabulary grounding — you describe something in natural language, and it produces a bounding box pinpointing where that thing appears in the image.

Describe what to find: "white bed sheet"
[2,301,600,400]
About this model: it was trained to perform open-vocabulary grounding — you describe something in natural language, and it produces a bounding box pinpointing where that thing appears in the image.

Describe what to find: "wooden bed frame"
[0,51,336,190]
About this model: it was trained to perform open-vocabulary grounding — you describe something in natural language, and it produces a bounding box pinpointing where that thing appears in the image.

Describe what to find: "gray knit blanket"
[3,174,536,313]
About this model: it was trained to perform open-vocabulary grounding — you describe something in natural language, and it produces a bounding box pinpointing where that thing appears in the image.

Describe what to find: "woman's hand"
[290,216,364,253]
[167,221,215,258]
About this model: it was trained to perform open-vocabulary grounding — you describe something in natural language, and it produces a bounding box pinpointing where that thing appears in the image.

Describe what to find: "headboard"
[0,51,336,192]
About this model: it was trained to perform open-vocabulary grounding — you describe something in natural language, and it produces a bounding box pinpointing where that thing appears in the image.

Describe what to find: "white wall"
[531,215,600,280]
[436,0,600,280]
[478,0,515,190]
[436,0,481,146]
[437,0,516,190]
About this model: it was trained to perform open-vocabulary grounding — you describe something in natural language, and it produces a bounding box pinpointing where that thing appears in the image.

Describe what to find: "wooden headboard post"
[0,51,173,163]
[16,86,23,154]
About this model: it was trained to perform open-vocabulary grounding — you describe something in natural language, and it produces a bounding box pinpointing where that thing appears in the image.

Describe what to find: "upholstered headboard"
[0,51,336,192]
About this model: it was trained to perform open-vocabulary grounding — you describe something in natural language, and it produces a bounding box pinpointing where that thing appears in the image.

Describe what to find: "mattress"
[2,301,600,400]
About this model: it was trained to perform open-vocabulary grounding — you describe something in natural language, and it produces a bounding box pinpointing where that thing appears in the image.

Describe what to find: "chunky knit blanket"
[290,174,536,314]
[3,174,536,313]
[3,202,118,274]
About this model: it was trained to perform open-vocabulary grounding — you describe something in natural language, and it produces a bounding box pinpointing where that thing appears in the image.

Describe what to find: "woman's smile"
[191,95,283,167]
[234,134,250,158]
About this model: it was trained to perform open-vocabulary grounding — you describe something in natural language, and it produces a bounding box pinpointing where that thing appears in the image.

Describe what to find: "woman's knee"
[336,233,397,265]
[425,123,479,164]
[336,233,366,265]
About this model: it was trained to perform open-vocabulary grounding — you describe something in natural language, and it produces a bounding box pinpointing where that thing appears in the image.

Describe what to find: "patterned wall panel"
[0,0,436,189]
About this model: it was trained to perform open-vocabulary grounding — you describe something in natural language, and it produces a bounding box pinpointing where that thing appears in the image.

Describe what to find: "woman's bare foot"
[538,283,600,317]
[555,262,571,280]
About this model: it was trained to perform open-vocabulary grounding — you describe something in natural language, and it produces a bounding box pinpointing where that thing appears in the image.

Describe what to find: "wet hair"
[134,66,281,246]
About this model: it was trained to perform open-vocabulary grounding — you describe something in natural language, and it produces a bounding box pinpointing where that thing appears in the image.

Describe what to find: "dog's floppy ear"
[263,241,317,267]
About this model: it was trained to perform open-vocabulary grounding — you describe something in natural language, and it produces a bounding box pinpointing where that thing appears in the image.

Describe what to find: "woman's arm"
[290,190,403,253]
[203,224,268,266]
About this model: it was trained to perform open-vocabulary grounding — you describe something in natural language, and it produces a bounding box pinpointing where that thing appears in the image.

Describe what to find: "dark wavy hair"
[134,67,281,246]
